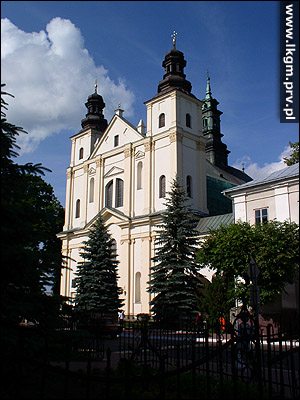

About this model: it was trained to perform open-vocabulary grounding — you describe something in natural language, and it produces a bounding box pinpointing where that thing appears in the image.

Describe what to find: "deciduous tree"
[197,221,299,310]
[284,141,299,166]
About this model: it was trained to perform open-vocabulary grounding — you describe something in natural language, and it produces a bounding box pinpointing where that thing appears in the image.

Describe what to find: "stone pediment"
[135,150,145,159]
[88,167,96,175]
[104,166,124,178]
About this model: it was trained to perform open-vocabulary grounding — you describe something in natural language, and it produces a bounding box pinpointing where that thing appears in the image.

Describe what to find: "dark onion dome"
[81,83,108,132]
[157,48,193,95]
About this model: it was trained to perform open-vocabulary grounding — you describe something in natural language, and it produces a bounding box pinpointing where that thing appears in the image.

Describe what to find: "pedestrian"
[195,311,203,333]
[218,314,226,340]
[118,310,125,328]
[233,306,254,369]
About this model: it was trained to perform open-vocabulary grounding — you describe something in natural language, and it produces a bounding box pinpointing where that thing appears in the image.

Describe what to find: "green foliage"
[284,141,299,166]
[198,274,235,322]
[197,221,299,307]
[74,216,123,316]
[148,178,202,324]
[1,84,65,326]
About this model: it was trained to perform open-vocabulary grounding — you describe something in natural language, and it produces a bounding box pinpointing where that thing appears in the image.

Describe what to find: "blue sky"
[1,1,298,206]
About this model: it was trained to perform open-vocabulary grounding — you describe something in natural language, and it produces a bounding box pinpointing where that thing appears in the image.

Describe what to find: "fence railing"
[1,320,299,399]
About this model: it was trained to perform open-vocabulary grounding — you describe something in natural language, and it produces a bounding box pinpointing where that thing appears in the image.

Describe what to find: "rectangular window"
[255,208,268,225]
[114,135,119,147]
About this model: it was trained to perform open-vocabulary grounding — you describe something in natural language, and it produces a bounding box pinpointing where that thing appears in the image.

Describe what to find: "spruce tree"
[74,216,123,318]
[148,178,201,325]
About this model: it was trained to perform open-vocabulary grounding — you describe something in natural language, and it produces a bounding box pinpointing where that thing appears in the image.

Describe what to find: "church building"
[58,36,251,316]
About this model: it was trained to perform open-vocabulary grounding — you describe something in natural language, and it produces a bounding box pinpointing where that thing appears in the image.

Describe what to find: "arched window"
[111,239,117,262]
[137,161,143,190]
[105,180,113,208]
[79,147,84,160]
[89,178,95,203]
[115,178,124,208]
[75,199,80,218]
[159,175,166,198]
[159,113,165,128]
[186,113,191,128]
[186,175,192,198]
[135,272,141,303]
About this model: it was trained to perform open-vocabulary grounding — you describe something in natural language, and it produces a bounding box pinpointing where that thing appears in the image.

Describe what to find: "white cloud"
[233,145,293,180]
[1,17,135,153]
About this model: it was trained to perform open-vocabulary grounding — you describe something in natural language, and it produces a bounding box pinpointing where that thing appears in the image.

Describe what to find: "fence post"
[191,333,196,393]
[278,331,285,399]
[159,354,166,400]
[254,313,263,397]
[266,324,272,400]
[40,331,48,400]
[86,349,92,400]
[205,324,211,398]
[230,330,237,400]
[105,347,111,399]
[218,332,224,398]
[64,332,70,400]
[289,337,297,400]
[176,344,181,399]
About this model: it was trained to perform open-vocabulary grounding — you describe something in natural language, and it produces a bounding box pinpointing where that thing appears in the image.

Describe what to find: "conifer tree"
[74,216,123,317]
[1,84,64,326]
[148,178,201,324]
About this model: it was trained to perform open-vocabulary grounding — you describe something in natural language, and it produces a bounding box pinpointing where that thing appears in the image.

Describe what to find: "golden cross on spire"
[171,31,177,49]
[94,79,98,94]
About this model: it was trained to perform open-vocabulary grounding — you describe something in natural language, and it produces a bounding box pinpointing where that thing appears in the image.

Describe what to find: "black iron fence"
[1,319,299,399]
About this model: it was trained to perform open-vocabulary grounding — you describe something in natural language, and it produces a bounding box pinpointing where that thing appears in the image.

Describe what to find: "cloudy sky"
[1,1,298,205]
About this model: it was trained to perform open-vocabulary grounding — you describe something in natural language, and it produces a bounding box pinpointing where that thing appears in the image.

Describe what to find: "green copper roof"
[205,74,212,100]
[196,213,234,234]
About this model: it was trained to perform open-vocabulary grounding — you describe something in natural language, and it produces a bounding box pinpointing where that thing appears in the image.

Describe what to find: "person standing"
[218,314,226,340]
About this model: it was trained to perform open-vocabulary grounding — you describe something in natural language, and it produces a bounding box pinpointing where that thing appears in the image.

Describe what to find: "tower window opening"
[186,113,191,128]
[135,272,141,303]
[203,118,208,128]
[111,239,117,262]
[105,180,113,208]
[137,161,143,190]
[75,199,81,218]
[114,135,119,147]
[115,178,124,208]
[79,147,84,160]
[159,113,165,128]
[159,175,166,198]
[89,178,95,203]
[186,175,192,198]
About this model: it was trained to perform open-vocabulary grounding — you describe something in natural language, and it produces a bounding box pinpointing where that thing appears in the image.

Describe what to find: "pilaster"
[96,156,104,211]
[144,139,154,214]
[124,144,133,216]
[64,168,73,230]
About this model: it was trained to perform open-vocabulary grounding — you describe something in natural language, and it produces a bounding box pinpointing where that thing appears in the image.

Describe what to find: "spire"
[205,71,212,100]
[202,73,230,168]
[94,79,98,94]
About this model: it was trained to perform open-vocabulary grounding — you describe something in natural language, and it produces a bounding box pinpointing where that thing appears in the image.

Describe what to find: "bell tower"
[70,82,108,167]
[202,74,230,168]
[144,32,208,216]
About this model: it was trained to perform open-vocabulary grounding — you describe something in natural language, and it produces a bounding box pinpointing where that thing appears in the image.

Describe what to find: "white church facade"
[59,38,251,316]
